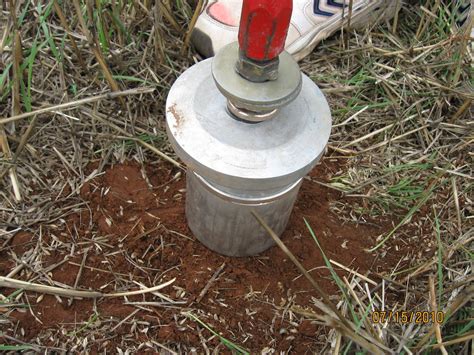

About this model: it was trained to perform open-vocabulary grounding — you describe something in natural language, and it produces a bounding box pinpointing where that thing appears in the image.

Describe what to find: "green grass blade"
[19,78,32,112]
[38,1,60,61]
[95,5,109,53]
[23,37,43,112]
[433,212,443,306]
[342,298,376,355]
[304,218,359,324]
[184,312,249,355]
[17,0,32,26]
[0,63,12,94]
[110,11,131,44]
[453,319,474,338]
[1,289,24,303]
[111,75,151,85]
[368,174,443,252]
[67,313,99,337]
[0,345,33,351]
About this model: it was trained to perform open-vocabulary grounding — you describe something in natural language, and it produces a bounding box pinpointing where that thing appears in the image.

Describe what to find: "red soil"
[1,159,421,352]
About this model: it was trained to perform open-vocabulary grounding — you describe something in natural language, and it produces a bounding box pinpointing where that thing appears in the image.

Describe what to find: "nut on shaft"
[236,0,293,82]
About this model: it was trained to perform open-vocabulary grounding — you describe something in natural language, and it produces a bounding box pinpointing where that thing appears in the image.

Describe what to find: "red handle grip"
[238,0,293,62]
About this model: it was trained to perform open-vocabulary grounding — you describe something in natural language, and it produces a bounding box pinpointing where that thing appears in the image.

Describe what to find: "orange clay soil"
[1,159,430,353]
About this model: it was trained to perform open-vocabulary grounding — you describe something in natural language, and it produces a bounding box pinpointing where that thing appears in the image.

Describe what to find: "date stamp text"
[371,311,444,324]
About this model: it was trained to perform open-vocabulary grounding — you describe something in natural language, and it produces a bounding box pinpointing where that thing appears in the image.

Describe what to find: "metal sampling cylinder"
[166,0,331,256]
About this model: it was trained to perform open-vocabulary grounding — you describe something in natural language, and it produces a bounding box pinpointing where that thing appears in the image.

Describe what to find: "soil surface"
[1,159,424,353]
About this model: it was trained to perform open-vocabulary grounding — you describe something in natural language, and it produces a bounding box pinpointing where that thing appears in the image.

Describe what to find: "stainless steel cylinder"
[166,57,331,257]
[186,171,302,256]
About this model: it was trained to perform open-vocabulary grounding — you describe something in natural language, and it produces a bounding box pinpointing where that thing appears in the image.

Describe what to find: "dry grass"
[0,0,473,353]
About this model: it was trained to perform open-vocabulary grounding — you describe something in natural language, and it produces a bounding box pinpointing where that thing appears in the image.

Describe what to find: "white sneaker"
[191,0,398,61]
[455,0,473,30]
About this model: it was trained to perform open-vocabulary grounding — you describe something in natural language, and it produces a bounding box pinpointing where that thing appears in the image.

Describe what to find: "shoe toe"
[207,1,241,26]
[192,1,241,58]
[191,27,215,58]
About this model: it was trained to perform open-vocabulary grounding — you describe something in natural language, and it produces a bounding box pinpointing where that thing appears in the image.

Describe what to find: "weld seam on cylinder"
[190,171,303,205]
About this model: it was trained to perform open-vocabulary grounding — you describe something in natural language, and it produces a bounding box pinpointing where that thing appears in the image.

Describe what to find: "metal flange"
[212,42,302,114]
[166,58,331,193]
